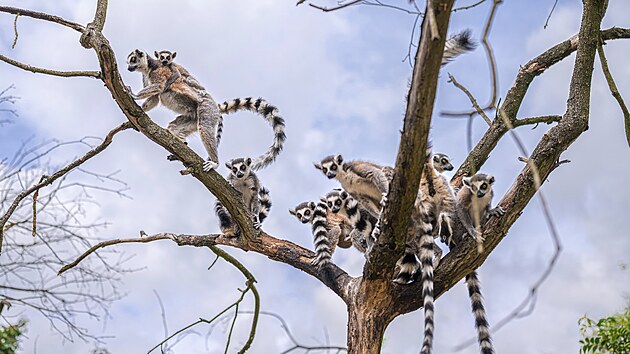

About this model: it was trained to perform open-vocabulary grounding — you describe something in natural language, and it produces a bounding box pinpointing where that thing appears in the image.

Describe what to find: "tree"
[580,306,630,353]
[0,0,628,353]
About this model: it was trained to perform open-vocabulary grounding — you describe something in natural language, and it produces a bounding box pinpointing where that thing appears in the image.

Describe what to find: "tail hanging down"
[258,187,272,224]
[310,201,332,268]
[218,97,287,171]
[466,271,494,354]
[441,29,476,66]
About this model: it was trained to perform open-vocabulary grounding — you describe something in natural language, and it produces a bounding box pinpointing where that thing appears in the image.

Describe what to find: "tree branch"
[395,0,608,315]
[597,41,630,148]
[0,53,100,79]
[58,232,354,303]
[0,6,84,32]
[364,0,455,281]
[0,122,132,253]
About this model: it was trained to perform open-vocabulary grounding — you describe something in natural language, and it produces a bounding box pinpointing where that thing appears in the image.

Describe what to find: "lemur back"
[314,155,393,216]
[325,190,377,256]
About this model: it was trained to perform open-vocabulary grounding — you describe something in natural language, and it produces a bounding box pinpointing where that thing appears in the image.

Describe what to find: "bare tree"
[0,87,130,342]
[0,0,628,353]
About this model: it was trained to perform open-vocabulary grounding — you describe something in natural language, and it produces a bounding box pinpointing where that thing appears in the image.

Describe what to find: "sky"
[1,0,629,353]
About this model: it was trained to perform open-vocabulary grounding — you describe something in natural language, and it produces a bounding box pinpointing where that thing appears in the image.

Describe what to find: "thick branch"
[364,0,455,280]
[452,26,630,183]
[395,0,607,315]
[0,6,84,32]
[0,53,100,79]
[0,122,132,253]
[514,115,562,127]
[59,232,355,303]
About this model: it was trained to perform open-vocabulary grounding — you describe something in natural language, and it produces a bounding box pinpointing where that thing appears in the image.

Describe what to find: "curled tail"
[218,97,287,171]
[466,271,494,354]
[258,187,272,224]
[442,29,476,66]
[311,202,332,268]
[419,228,436,354]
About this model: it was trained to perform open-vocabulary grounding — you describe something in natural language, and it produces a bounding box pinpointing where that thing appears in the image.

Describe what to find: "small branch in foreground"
[308,0,362,12]
[544,0,559,29]
[514,115,562,127]
[0,53,101,79]
[0,6,84,32]
[597,41,630,148]
[447,73,492,125]
[12,14,19,49]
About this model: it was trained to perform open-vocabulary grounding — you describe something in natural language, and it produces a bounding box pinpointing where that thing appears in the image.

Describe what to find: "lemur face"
[323,189,348,213]
[226,157,252,179]
[127,49,148,72]
[314,155,343,179]
[289,202,316,224]
[155,50,176,66]
[432,153,454,173]
[463,173,495,198]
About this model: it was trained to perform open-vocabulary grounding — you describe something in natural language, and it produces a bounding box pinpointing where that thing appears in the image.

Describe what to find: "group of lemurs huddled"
[125,30,500,354]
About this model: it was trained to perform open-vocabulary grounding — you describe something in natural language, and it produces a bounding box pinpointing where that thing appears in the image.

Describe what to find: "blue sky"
[1,1,629,353]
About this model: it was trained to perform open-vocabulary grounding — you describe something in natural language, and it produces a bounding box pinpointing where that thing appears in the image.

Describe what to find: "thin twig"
[452,0,487,12]
[0,122,132,254]
[442,0,502,117]
[597,41,630,148]
[447,73,492,125]
[0,6,84,32]
[12,14,19,49]
[153,290,170,354]
[309,0,362,12]
[544,0,559,29]
[0,53,100,79]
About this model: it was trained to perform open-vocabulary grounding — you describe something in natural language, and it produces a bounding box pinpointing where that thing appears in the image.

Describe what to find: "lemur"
[324,190,378,257]
[432,153,454,173]
[289,199,354,267]
[127,49,286,171]
[214,158,271,237]
[441,172,504,354]
[314,154,393,242]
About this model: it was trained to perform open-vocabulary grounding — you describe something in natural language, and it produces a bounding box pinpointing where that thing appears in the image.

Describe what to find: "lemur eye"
[232,168,238,173]
[130,58,136,63]
[335,200,341,206]
[240,165,246,171]
[480,183,487,190]
[327,202,333,208]
[442,159,447,164]
[322,168,328,173]
[331,165,337,171]
[304,210,311,216]
[297,213,302,219]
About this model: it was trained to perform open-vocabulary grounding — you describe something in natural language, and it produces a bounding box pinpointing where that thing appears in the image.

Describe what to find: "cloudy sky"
[1,0,629,353]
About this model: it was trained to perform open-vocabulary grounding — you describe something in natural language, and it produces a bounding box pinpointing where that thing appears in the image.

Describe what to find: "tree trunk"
[346,279,395,354]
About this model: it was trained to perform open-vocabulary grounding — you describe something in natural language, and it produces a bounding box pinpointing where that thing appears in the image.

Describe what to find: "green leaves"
[579,309,630,353]
[0,320,26,354]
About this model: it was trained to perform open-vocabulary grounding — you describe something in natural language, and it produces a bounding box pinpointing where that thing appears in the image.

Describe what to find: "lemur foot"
[203,160,219,172]
[167,154,180,162]
[252,221,262,230]
[489,206,505,217]
[380,193,388,208]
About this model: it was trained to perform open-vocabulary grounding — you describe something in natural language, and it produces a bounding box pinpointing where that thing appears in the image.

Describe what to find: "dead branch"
[441,0,501,117]
[308,0,362,12]
[365,0,455,281]
[447,73,492,125]
[597,41,630,148]
[0,122,132,253]
[0,53,100,79]
[0,6,84,32]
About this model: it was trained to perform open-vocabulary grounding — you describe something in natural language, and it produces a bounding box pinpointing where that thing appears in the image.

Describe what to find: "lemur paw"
[380,193,389,207]
[203,160,219,172]
[470,228,483,241]
[489,206,505,217]
[252,221,262,230]
[167,154,180,162]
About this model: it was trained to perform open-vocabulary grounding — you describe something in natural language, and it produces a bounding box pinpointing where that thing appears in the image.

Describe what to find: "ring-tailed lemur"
[127,50,287,172]
[432,153,454,173]
[441,172,503,354]
[214,158,271,237]
[289,199,354,267]
[127,49,221,171]
[324,190,377,256]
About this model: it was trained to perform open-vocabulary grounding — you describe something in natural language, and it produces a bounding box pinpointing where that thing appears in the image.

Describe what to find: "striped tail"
[310,202,332,268]
[419,230,436,354]
[442,29,476,66]
[466,271,494,354]
[218,97,287,171]
[341,196,378,253]
[216,115,224,145]
[214,201,233,232]
[393,248,420,285]
[258,187,272,224]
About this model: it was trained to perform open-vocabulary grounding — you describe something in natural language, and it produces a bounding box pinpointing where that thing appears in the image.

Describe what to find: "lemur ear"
[488,176,495,185]
[334,154,343,164]
[341,191,348,199]
[171,52,177,59]
[225,161,232,169]
[463,177,472,187]
[313,162,322,170]
[245,157,252,166]
[136,49,144,56]
[320,197,326,203]
[289,208,296,216]
[308,201,316,209]
[154,51,159,58]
